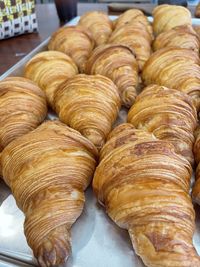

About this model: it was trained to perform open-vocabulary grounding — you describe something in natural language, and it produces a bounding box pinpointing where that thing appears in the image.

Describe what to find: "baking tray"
[1,16,200,267]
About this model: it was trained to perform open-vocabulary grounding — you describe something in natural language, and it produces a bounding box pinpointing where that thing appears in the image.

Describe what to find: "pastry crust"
[54,74,121,150]
[192,127,200,203]
[25,51,78,108]
[1,120,98,267]
[109,22,152,71]
[142,47,200,111]
[86,44,139,108]
[114,9,153,39]
[127,84,197,165]
[48,26,95,73]
[153,4,192,36]
[93,123,200,267]
[78,11,113,46]
[153,25,199,52]
[0,77,47,152]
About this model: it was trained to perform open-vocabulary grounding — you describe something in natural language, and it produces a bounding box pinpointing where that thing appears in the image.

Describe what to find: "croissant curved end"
[36,226,71,267]
[122,86,137,108]
[82,128,105,151]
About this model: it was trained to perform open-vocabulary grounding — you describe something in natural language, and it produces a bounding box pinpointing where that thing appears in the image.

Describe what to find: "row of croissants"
[1,4,200,267]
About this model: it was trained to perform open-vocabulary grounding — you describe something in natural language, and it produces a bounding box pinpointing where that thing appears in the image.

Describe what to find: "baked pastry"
[54,74,121,150]
[142,47,200,111]
[78,11,113,46]
[86,44,139,108]
[192,127,200,203]
[109,22,152,70]
[0,77,47,152]
[153,4,192,36]
[1,120,98,267]
[25,51,78,108]
[48,26,95,73]
[194,25,200,40]
[127,84,197,165]
[153,25,199,52]
[114,9,153,38]
[195,2,200,18]
[93,123,200,267]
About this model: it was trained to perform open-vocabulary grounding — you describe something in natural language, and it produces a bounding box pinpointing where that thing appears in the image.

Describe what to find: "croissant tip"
[37,239,71,267]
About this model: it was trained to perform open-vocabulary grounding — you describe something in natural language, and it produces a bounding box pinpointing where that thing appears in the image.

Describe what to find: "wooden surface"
[0,2,197,76]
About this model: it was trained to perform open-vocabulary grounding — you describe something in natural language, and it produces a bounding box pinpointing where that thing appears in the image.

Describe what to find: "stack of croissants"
[1,4,200,267]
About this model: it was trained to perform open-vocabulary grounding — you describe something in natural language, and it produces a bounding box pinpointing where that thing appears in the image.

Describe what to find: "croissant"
[109,22,152,70]
[1,120,98,267]
[194,25,200,40]
[78,11,113,46]
[192,127,200,203]
[153,25,200,52]
[195,2,200,18]
[127,84,197,165]
[24,51,78,108]
[114,9,153,38]
[48,26,95,73]
[0,77,47,152]
[93,123,200,267]
[54,74,121,150]
[142,47,200,111]
[86,44,139,108]
[153,4,192,36]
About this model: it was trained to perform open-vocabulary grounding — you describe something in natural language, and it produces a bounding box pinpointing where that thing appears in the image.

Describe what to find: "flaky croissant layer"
[54,74,121,150]
[109,22,152,70]
[93,123,200,267]
[127,84,197,165]
[25,51,78,108]
[48,26,95,73]
[142,47,200,111]
[153,25,200,52]
[0,77,47,152]
[153,4,192,35]
[78,11,113,46]
[86,44,139,108]
[1,120,98,267]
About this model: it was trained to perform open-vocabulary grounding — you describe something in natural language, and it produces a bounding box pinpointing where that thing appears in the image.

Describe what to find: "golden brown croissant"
[24,51,78,108]
[109,22,152,70]
[48,26,95,73]
[93,123,200,267]
[153,25,200,52]
[192,127,200,203]
[1,120,98,267]
[195,2,200,18]
[194,25,200,40]
[114,9,153,38]
[153,4,192,36]
[0,77,47,152]
[78,11,113,46]
[127,84,197,164]
[86,44,139,108]
[142,47,200,111]
[54,74,121,150]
